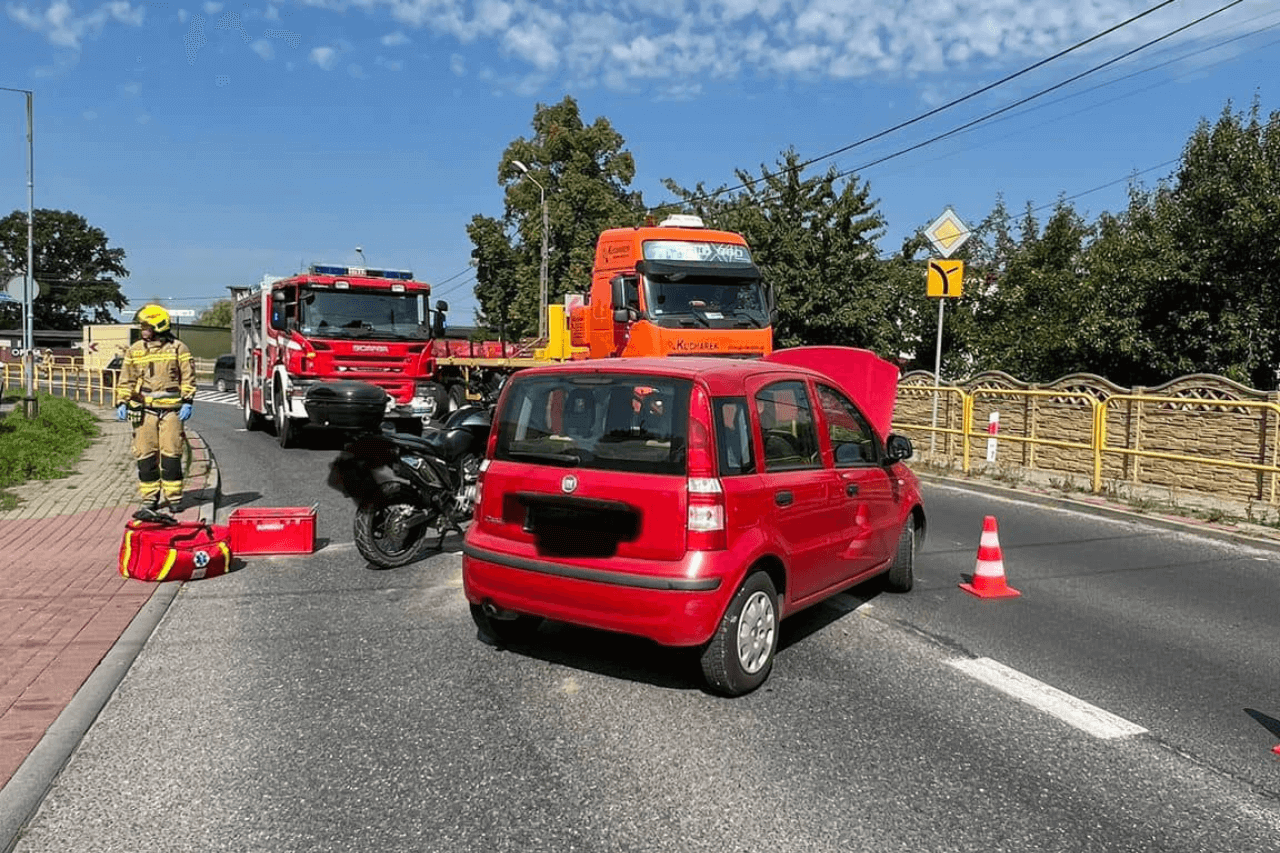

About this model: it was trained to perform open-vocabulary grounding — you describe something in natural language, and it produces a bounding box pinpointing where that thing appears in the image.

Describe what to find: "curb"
[918,472,1280,554]
[0,429,219,853]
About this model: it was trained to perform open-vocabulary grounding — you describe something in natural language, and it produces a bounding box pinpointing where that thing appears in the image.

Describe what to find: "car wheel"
[469,603,542,646]
[700,570,778,696]
[215,377,227,393]
[884,520,915,593]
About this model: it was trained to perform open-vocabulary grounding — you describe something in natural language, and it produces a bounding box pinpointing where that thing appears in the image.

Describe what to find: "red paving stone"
[0,505,154,788]
[0,405,216,792]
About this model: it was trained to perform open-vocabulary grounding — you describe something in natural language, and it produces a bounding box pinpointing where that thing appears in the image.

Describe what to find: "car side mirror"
[885,433,914,462]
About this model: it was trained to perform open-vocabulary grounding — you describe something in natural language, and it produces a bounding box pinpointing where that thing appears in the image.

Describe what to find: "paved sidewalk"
[0,404,218,795]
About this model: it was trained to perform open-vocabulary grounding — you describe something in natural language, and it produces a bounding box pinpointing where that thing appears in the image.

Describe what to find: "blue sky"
[3,0,1277,324]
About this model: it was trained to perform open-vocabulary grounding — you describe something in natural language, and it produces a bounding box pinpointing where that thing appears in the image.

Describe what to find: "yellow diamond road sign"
[925,207,971,258]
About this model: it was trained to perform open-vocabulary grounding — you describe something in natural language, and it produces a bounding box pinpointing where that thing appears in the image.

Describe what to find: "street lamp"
[512,160,549,340]
[1,86,34,415]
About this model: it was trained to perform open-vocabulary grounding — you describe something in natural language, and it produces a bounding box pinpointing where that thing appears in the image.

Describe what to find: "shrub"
[0,394,101,507]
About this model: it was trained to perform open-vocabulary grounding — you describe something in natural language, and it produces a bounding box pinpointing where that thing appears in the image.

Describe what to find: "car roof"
[511,356,825,396]
[512,349,901,437]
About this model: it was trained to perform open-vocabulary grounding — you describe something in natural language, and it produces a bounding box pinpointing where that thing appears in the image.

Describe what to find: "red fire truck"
[231,264,522,447]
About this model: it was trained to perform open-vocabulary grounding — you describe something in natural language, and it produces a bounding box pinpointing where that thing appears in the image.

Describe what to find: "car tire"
[215,378,227,393]
[469,603,541,646]
[884,520,915,593]
[700,570,778,697]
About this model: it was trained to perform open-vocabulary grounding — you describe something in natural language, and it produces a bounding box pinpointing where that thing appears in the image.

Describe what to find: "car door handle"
[845,482,859,497]
[775,490,793,507]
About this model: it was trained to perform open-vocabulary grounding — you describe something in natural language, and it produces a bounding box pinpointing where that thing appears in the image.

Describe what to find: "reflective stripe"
[120,529,136,578]
[156,548,179,581]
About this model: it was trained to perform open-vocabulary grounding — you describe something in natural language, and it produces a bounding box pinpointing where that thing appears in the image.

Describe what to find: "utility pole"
[1,86,36,416]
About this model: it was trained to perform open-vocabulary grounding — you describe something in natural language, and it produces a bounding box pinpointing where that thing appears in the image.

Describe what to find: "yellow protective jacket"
[114,337,196,409]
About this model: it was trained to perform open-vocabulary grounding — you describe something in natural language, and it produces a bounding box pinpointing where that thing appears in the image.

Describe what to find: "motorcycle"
[327,384,498,569]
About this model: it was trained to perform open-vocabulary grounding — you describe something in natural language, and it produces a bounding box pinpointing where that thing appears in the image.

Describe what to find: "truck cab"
[569,215,775,359]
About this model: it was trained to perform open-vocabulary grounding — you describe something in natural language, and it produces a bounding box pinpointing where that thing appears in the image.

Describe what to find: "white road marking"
[950,657,1147,740]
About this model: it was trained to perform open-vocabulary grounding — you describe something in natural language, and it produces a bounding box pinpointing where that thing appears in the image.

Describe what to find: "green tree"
[1080,99,1280,387]
[197,299,233,327]
[665,149,899,353]
[0,209,128,330]
[967,200,1093,380]
[468,96,643,337]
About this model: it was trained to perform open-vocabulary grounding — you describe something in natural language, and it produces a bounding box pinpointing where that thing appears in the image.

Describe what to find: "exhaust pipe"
[482,601,521,621]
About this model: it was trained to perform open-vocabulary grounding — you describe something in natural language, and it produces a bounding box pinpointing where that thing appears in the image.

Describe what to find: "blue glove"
[179,402,193,421]
[116,403,127,421]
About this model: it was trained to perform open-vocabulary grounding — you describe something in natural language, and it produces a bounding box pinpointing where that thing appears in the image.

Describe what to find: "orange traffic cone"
[960,515,1021,599]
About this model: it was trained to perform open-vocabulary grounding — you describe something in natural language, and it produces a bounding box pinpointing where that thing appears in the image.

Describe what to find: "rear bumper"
[462,540,733,647]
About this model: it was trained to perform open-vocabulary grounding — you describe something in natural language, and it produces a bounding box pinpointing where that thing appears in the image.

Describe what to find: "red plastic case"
[229,507,317,555]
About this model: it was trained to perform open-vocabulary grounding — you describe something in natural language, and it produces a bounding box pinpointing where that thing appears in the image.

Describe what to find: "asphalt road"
[9,399,1280,852]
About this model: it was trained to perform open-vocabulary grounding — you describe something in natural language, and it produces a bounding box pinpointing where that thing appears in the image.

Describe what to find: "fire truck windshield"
[642,276,769,329]
[299,288,427,339]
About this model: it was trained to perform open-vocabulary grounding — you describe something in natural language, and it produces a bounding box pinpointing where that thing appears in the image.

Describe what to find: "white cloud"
[310,45,337,70]
[7,0,1259,96]
[375,56,403,71]
[252,39,274,60]
[7,0,146,49]
[121,81,141,95]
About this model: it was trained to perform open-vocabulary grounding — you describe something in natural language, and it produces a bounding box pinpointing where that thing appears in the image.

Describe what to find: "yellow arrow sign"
[927,259,964,298]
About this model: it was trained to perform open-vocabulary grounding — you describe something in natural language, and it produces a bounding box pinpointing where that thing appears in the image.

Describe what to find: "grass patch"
[0,394,101,510]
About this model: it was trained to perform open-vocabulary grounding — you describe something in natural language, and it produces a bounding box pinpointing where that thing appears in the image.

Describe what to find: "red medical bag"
[118,518,234,582]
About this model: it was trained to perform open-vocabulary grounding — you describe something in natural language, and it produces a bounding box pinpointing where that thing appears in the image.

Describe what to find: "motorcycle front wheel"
[353,490,440,569]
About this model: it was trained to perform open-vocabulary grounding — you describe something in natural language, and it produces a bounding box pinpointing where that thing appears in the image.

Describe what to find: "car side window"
[755,381,821,471]
[816,383,879,466]
[714,397,755,476]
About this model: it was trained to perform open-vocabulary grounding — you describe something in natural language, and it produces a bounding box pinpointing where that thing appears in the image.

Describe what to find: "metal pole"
[539,187,548,341]
[24,91,34,416]
[511,161,549,341]
[931,298,945,455]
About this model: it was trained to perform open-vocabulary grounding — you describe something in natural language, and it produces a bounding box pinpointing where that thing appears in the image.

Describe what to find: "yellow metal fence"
[896,384,1280,505]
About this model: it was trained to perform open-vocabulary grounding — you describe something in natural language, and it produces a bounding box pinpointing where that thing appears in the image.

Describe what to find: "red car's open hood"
[763,346,899,439]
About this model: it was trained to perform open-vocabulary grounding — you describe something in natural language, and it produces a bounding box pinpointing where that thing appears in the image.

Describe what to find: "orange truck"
[232,216,775,446]
[567,214,775,359]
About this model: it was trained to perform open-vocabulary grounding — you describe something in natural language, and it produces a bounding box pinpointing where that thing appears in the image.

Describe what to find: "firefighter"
[115,304,196,510]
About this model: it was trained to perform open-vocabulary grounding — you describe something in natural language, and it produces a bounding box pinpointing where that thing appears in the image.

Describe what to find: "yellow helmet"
[136,304,172,334]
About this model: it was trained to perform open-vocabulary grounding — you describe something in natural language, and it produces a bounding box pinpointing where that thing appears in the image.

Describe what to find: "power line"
[830,0,1247,183]
[676,0,1191,206]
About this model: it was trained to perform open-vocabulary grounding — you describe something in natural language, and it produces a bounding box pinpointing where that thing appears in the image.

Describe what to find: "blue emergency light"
[309,264,415,280]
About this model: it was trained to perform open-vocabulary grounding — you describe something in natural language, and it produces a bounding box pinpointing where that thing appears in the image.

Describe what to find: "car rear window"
[493,374,692,475]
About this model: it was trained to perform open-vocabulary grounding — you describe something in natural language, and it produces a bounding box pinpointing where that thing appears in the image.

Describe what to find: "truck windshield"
[642,276,769,328]
[299,288,427,339]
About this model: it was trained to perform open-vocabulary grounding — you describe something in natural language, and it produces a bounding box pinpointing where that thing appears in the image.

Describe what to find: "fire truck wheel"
[273,384,298,448]
[242,382,264,431]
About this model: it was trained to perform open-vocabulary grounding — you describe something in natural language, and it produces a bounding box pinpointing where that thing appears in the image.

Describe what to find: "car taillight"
[686,384,726,551]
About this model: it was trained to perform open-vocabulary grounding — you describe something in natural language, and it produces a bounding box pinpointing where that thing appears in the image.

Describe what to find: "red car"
[462,347,925,695]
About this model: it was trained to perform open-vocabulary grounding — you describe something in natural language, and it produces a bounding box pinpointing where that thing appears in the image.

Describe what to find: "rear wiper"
[508,450,582,466]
